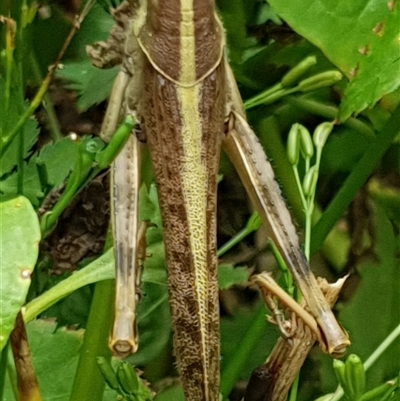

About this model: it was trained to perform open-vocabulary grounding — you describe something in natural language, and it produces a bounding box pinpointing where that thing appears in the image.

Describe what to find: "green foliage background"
[0,0,399,400]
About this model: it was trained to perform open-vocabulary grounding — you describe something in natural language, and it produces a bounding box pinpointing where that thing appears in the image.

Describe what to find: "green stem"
[69,279,115,401]
[217,212,261,258]
[292,166,307,211]
[220,305,268,398]
[29,52,62,141]
[0,343,8,401]
[311,105,400,255]
[41,117,133,238]
[269,240,294,296]
[304,208,312,261]
[364,323,400,371]
[359,377,399,401]
[288,374,300,401]
[244,83,282,109]
[1,72,54,155]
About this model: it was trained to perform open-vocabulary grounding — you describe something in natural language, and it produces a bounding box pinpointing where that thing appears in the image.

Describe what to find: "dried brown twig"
[245,273,347,401]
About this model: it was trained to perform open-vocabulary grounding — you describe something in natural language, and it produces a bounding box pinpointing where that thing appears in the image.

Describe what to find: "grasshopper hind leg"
[222,62,349,356]
[109,133,144,357]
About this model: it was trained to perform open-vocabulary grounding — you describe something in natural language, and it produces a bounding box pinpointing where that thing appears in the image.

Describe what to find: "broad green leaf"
[0,196,40,351]
[142,226,167,285]
[268,0,400,120]
[218,264,249,290]
[68,3,118,57]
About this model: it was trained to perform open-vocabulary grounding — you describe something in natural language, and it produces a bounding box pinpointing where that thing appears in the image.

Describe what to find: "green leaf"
[140,184,163,229]
[267,0,400,120]
[23,249,115,323]
[321,127,374,173]
[58,61,118,111]
[56,3,119,111]
[0,117,39,179]
[0,157,43,207]
[221,306,278,381]
[142,227,167,286]
[140,183,167,286]
[0,196,40,351]
[154,384,185,401]
[217,0,267,87]
[128,282,170,366]
[44,285,93,328]
[36,137,78,187]
[318,201,400,393]
[218,264,249,290]
[2,320,118,401]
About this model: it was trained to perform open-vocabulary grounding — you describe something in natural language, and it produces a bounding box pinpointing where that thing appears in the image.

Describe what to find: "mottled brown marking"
[138,0,223,84]
[138,0,182,82]
[141,57,225,401]
[193,0,224,80]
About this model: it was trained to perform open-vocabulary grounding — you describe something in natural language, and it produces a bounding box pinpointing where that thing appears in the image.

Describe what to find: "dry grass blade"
[10,311,42,401]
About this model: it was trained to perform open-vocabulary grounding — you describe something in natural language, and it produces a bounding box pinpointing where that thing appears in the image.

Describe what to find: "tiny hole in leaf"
[387,0,396,11]
[358,45,370,56]
[373,22,385,37]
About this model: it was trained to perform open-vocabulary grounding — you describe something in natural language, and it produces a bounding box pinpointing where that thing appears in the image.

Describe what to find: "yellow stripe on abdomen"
[178,0,210,395]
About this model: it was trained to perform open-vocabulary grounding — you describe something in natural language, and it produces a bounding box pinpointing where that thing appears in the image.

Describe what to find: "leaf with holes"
[0,196,40,351]
[268,0,400,120]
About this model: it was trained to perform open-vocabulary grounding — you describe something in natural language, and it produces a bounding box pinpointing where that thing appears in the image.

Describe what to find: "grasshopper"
[87,1,350,399]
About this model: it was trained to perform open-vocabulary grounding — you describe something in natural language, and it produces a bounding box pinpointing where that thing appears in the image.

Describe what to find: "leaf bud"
[287,123,301,165]
[96,357,120,391]
[345,354,366,400]
[298,70,342,92]
[333,359,352,397]
[313,122,334,149]
[299,124,314,158]
[117,362,139,395]
[281,55,317,88]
